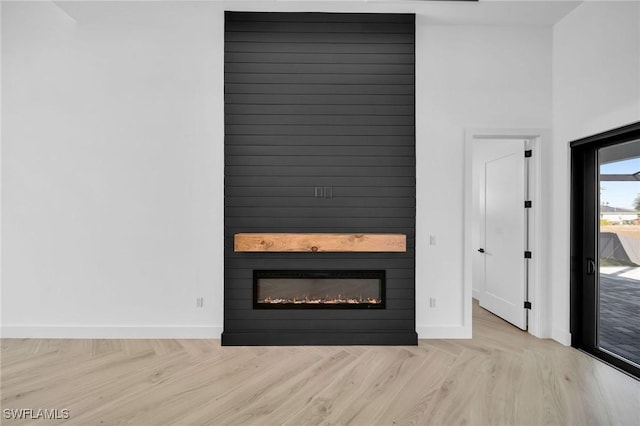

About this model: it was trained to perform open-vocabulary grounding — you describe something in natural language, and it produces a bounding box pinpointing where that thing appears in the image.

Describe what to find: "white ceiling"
[221,1,583,26]
[413,1,582,26]
[53,0,583,27]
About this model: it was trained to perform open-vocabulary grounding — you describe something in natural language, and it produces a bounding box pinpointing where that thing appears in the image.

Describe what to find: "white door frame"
[464,129,548,338]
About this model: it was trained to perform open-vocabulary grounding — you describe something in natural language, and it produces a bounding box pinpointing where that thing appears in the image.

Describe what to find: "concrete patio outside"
[599,267,640,367]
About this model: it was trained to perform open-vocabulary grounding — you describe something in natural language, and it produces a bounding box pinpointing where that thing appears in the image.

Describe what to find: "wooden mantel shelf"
[234,233,406,253]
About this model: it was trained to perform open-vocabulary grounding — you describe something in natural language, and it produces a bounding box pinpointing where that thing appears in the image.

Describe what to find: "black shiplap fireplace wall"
[223,12,416,345]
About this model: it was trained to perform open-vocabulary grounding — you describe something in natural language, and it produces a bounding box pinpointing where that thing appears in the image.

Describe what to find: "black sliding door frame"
[570,121,640,378]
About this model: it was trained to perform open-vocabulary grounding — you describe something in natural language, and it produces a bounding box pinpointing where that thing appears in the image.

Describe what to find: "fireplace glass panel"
[254,270,385,309]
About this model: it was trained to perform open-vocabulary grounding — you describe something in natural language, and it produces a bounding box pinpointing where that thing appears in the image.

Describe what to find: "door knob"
[478,248,485,253]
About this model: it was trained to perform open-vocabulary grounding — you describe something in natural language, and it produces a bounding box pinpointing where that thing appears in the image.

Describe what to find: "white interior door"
[479,141,527,330]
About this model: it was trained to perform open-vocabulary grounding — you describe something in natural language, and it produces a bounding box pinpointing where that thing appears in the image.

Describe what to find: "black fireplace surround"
[222,12,416,345]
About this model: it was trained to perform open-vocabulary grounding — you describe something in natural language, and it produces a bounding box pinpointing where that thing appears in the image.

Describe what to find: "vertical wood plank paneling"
[223,12,416,345]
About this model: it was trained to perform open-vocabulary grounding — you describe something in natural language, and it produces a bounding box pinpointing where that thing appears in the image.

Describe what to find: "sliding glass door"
[571,122,640,378]
[598,140,640,367]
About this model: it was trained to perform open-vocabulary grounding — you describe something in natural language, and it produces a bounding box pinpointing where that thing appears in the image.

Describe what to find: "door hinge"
[524,251,532,259]
[524,200,532,208]
[524,301,532,309]
[524,149,532,158]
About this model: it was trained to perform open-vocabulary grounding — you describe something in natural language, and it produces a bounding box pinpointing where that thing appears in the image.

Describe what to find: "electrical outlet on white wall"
[196,297,204,308]
[429,297,436,308]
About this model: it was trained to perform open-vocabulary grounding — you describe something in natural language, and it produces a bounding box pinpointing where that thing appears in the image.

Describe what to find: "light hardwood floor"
[2,301,639,426]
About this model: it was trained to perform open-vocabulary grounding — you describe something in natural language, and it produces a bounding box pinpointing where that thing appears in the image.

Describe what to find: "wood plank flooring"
[1,301,639,425]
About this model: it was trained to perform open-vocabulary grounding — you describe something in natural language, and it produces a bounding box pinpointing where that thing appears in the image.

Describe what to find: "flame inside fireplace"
[259,296,382,305]
[254,272,385,309]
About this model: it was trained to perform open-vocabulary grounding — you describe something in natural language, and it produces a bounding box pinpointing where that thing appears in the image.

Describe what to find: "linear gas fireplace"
[254,270,385,309]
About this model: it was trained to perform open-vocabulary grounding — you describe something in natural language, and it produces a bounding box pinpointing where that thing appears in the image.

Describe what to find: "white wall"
[1,1,553,339]
[416,22,552,337]
[1,2,225,337]
[551,1,640,345]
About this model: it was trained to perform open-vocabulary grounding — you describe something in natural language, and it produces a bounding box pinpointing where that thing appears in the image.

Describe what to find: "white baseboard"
[472,289,480,300]
[551,326,571,346]
[416,325,472,339]
[1,325,223,339]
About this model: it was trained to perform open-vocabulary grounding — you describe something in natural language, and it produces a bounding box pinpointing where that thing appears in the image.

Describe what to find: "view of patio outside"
[599,149,640,367]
